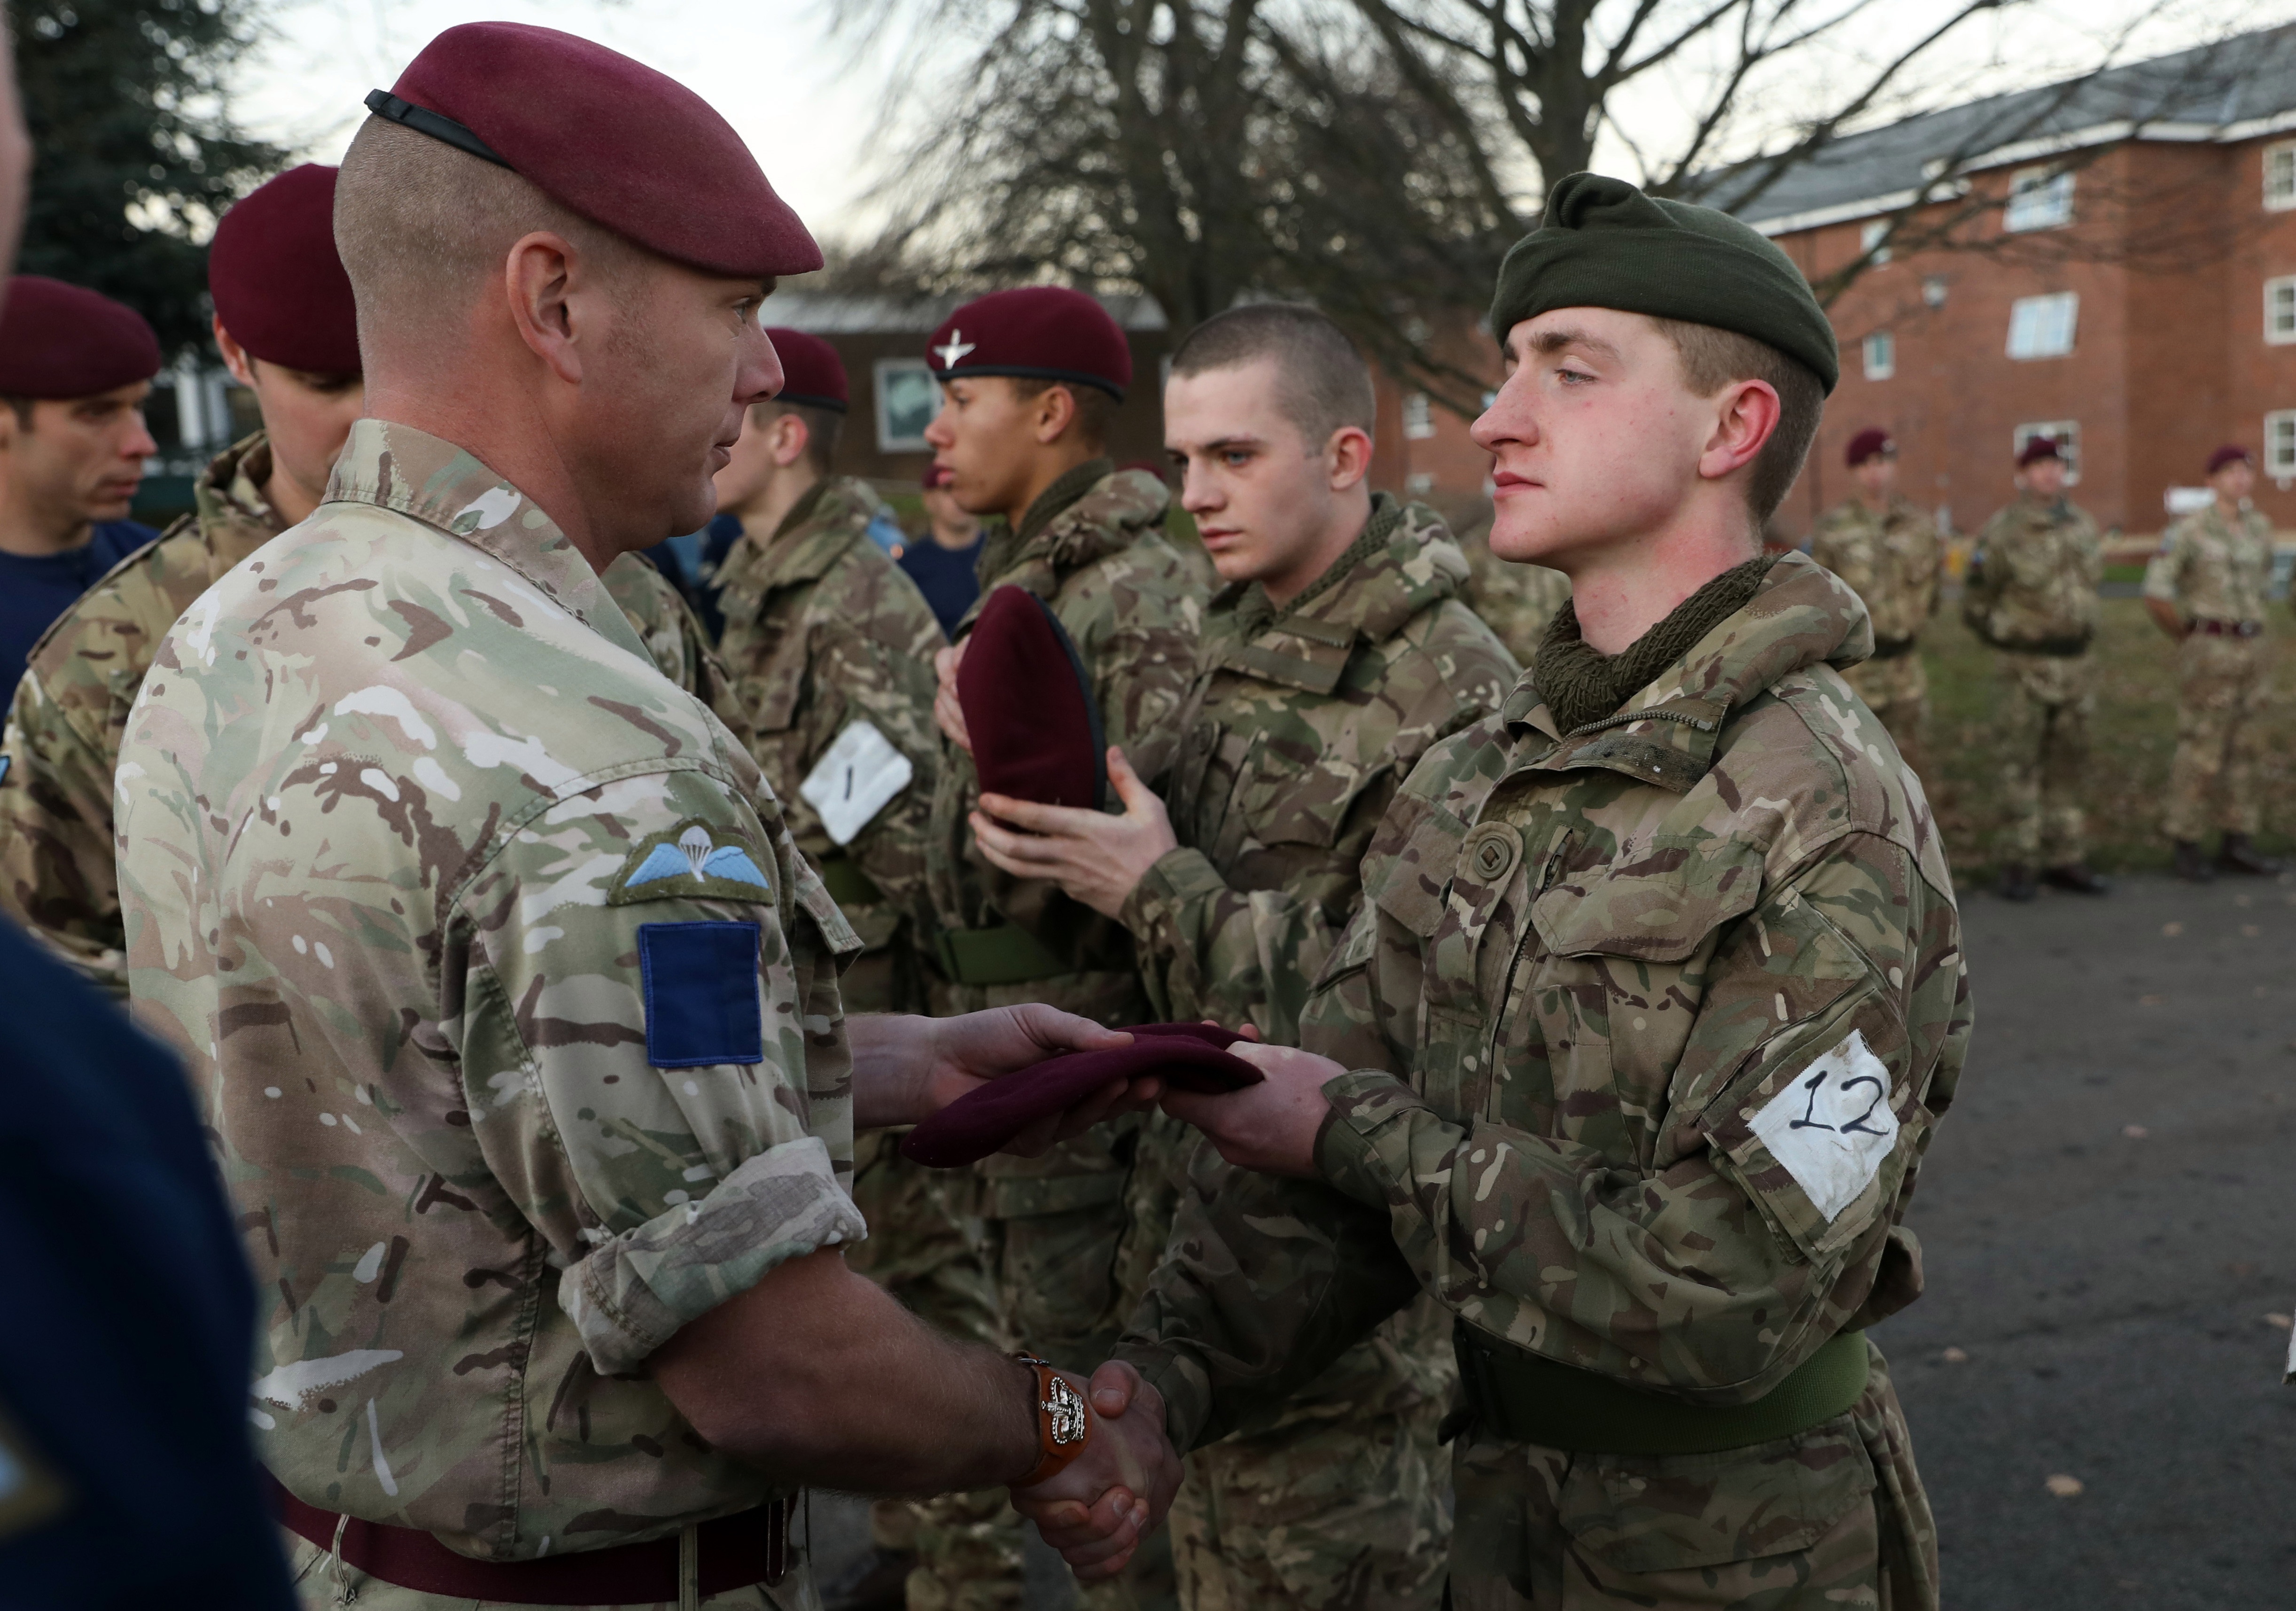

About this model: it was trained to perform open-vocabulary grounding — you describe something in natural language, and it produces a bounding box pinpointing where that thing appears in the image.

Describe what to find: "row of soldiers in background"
[1808,429,2288,899]
[0,156,1541,1611]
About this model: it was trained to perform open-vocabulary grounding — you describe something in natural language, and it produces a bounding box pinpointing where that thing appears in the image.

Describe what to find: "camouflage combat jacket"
[715,476,945,1012]
[1458,521,1572,664]
[925,457,1203,1023]
[1124,494,1516,1043]
[1114,553,1970,1450]
[2142,502,2275,625]
[1809,495,1941,648]
[0,431,728,996]
[1964,495,2102,654]
[116,420,864,1561]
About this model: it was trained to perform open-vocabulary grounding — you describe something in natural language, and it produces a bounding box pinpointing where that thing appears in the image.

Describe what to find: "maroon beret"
[2207,444,2253,475]
[765,327,846,412]
[2016,435,2062,468]
[367,23,820,279]
[0,277,163,399]
[901,1024,1261,1168]
[1844,427,1894,467]
[959,586,1105,811]
[209,164,360,376]
[928,287,1131,400]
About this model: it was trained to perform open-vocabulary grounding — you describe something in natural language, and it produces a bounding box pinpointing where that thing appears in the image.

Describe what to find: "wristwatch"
[1015,1352,1092,1486]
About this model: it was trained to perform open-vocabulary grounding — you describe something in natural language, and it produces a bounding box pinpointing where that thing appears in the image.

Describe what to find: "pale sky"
[236,0,2296,252]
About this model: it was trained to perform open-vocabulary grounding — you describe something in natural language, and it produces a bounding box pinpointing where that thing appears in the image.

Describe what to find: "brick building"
[1726,25,2296,545]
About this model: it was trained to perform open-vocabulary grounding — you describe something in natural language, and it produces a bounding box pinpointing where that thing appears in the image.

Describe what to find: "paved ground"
[821,871,2296,1610]
[1870,870,2296,1609]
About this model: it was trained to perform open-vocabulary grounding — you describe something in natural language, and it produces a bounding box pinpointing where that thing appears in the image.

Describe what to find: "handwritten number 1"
[1790,1070,1832,1131]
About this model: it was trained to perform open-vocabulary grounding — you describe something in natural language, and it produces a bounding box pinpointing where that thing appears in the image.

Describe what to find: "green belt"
[1453,1323,1870,1456]
[815,854,882,909]
[934,922,1069,988]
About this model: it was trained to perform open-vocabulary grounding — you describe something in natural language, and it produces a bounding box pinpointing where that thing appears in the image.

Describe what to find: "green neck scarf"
[1231,494,1402,638]
[1534,553,1776,735]
[1017,456,1114,546]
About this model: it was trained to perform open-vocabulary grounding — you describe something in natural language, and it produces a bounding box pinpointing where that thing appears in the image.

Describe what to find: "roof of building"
[761,289,1168,335]
[1709,23,2296,236]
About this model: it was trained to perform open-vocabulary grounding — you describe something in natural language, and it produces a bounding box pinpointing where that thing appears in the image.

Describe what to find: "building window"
[873,358,940,452]
[1862,331,1896,380]
[2005,166,2075,232]
[2013,420,2081,486]
[1402,393,1435,440]
[2006,292,2079,359]
[2267,142,2296,211]
[2268,276,2296,344]
[1860,220,1892,265]
[2266,411,2296,478]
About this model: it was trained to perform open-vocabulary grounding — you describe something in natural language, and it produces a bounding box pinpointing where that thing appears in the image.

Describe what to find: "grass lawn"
[1922,593,2296,883]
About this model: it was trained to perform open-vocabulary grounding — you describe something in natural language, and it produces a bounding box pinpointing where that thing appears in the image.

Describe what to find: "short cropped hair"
[0,396,35,429]
[334,115,645,362]
[1006,376,1117,451]
[1168,303,1375,450]
[1650,318,1825,525]
[756,399,842,476]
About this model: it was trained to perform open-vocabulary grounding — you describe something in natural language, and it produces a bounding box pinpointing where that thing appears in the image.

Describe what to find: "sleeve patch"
[637,921,764,1067]
[799,720,915,847]
[610,819,774,905]
[1747,1028,1899,1221]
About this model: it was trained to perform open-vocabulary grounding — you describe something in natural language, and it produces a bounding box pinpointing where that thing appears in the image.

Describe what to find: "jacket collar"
[746,477,882,591]
[959,463,1170,633]
[321,418,650,662]
[1206,495,1468,695]
[193,430,289,579]
[1501,551,1874,794]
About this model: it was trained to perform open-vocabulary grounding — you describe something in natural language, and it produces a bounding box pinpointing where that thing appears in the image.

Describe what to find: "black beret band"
[1489,172,1839,394]
[364,88,514,171]
[773,391,848,414]
[930,362,1126,403]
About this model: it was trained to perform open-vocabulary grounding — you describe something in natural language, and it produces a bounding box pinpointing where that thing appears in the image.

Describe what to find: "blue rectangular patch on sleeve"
[637,921,764,1068]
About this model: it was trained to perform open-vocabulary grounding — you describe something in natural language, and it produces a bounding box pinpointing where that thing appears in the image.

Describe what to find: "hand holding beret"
[901,1023,1261,1168]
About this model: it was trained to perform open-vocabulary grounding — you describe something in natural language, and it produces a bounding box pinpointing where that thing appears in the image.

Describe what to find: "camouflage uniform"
[0,430,726,997]
[1115,553,1969,1611]
[1809,494,1941,767]
[2142,503,2277,843]
[714,475,1012,1608]
[1457,521,1572,665]
[925,458,1201,1362]
[715,475,945,1014]
[116,420,863,1609]
[1121,495,1515,1610]
[1964,496,2103,866]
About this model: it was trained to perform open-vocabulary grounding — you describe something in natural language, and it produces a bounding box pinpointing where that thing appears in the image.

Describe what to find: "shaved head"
[333,115,643,365]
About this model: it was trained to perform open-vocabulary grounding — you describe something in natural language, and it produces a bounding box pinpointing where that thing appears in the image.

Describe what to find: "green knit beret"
[1488,172,1839,394]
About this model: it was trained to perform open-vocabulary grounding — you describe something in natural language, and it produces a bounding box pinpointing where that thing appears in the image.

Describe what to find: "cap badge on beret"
[934,330,978,369]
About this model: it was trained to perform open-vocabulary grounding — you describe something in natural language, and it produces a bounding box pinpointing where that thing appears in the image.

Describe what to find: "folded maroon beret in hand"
[958,585,1105,812]
[901,1023,1261,1168]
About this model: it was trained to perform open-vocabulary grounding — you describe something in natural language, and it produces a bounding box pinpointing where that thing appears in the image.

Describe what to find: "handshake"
[1007,1359,1183,1581]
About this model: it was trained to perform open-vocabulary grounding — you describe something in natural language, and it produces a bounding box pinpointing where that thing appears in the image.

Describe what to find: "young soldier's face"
[2019,458,2066,498]
[0,382,156,529]
[922,377,1040,517]
[1472,308,1720,567]
[2211,459,2254,503]
[1164,358,1362,591]
[1853,455,1895,498]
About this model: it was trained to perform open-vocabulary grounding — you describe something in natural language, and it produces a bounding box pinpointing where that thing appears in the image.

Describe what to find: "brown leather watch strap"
[1015,1353,1092,1487]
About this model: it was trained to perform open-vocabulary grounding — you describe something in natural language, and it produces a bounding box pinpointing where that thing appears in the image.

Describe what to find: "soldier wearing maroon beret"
[918,284,1206,1599]
[1807,425,1942,772]
[106,24,1178,1610]
[0,162,732,1003]
[0,277,162,693]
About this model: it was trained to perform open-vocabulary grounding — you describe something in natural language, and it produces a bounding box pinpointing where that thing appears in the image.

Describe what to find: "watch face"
[1044,1373,1090,1447]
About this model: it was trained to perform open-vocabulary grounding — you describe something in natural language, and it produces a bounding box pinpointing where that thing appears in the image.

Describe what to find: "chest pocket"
[742,621,808,734]
[1221,728,1367,862]
[1513,840,1768,1165]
